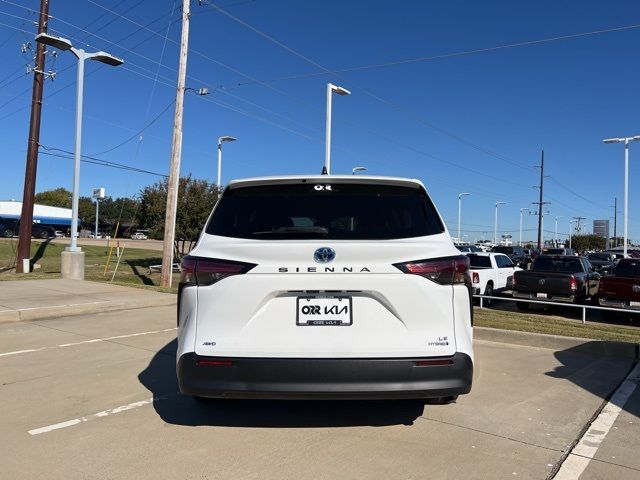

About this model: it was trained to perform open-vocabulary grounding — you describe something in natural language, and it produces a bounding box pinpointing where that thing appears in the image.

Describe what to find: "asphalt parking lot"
[0,305,638,480]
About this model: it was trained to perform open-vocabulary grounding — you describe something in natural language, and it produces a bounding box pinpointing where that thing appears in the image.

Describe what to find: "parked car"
[513,255,600,310]
[54,230,65,237]
[131,231,148,240]
[540,247,575,256]
[586,252,616,275]
[457,244,481,253]
[597,258,640,319]
[0,220,55,239]
[468,252,521,304]
[475,240,493,252]
[177,175,473,402]
[491,245,527,268]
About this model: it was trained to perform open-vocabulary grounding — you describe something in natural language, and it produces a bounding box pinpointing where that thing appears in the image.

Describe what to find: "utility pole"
[572,216,586,249]
[16,0,49,273]
[536,150,544,250]
[160,0,190,288]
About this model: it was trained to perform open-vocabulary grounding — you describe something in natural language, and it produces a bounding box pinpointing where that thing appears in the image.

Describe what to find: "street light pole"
[457,193,470,242]
[519,208,530,246]
[494,202,506,246]
[216,136,236,189]
[569,220,576,250]
[35,33,122,279]
[554,216,562,247]
[323,83,350,175]
[603,135,640,257]
[95,198,99,239]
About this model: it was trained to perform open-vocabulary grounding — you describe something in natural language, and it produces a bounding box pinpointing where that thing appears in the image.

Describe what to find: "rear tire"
[484,283,494,307]
[516,301,530,311]
[3,228,13,238]
[39,230,49,239]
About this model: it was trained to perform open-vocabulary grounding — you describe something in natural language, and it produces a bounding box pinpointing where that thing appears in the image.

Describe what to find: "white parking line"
[554,362,640,479]
[0,327,177,357]
[28,395,171,435]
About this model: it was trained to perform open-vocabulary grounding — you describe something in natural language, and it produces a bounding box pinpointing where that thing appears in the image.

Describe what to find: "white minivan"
[177,176,473,401]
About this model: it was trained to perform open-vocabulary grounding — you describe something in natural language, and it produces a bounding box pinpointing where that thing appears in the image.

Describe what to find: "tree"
[35,188,72,208]
[137,175,219,246]
[566,235,606,251]
[77,196,141,235]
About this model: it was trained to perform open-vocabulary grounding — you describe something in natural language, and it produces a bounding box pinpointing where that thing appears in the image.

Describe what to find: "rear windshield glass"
[587,253,610,261]
[206,183,445,240]
[533,257,583,273]
[615,260,640,277]
[468,255,491,268]
[493,247,514,254]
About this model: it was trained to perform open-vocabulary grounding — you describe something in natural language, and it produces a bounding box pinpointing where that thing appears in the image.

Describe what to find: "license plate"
[296,296,352,326]
[630,301,640,307]
[536,293,548,299]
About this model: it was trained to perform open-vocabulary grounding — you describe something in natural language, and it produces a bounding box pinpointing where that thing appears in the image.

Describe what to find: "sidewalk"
[0,279,176,323]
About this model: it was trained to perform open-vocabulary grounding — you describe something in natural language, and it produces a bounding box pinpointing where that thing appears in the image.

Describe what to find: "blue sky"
[1,0,639,243]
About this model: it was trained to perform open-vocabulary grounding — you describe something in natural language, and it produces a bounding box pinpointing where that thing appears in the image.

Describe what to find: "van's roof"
[226,175,425,190]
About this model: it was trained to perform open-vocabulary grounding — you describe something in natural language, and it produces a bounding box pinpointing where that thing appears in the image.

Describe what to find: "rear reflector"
[196,359,234,366]
[180,256,256,286]
[394,255,470,285]
[414,359,454,367]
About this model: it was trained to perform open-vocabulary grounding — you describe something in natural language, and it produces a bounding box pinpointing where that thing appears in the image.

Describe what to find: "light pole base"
[61,250,85,280]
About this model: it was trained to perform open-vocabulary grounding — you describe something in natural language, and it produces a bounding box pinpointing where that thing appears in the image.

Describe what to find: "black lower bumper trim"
[178,353,473,400]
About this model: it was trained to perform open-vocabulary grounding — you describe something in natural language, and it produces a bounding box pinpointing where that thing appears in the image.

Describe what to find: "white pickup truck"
[467,252,521,303]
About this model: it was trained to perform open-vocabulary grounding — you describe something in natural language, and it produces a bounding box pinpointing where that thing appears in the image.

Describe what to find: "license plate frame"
[296,296,353,326]
[536,293,548,299]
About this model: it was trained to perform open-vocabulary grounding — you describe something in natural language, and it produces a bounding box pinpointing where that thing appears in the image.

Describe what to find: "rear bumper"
[177,353,473,400]
[599,297,640,310]
[513,291,577,303]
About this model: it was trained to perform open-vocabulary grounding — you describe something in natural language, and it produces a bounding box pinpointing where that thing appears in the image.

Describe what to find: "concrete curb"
[475,326,640,359]
[0,295,176,323]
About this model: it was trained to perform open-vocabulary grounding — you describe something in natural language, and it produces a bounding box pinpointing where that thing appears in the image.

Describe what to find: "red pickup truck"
[598,258,640,319]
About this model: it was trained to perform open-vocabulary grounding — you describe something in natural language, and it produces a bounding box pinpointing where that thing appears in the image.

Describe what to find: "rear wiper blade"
[251,226,329,235]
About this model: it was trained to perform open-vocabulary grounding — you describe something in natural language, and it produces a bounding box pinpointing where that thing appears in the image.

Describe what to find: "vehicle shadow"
[545,341,639,415]
[138,339,425,428]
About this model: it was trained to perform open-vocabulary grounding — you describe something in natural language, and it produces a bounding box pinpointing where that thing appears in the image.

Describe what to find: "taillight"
[569,275,577,291]
[513,272,517,287]
[394,255,470,285]
[472,272,480,284]
[180,256,256,286]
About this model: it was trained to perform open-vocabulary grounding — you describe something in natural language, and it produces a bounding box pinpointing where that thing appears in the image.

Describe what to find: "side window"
[499,255,514,268]
[585,259,594,273]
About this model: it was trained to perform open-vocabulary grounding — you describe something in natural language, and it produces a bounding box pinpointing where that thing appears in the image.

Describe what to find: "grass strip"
[475,307,640,344]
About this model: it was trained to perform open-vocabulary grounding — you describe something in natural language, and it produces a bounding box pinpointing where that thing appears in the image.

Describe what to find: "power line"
[228,22,640,88]
[89,99,176,156]
[202,2,630,215]
[38,145,168,177]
